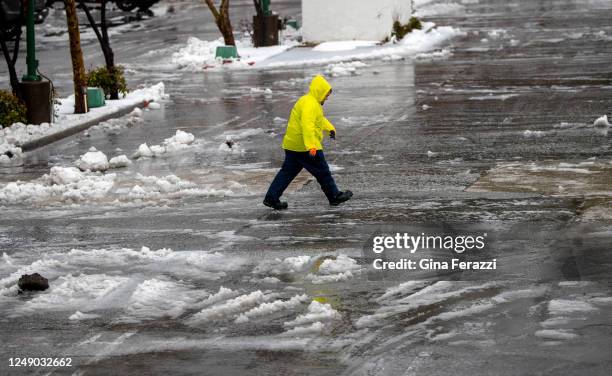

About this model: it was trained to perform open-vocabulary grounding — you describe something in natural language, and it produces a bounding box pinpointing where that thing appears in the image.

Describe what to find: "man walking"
[263,75,353,210]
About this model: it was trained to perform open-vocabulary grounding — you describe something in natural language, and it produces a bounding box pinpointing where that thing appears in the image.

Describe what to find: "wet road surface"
[1,0,611,375]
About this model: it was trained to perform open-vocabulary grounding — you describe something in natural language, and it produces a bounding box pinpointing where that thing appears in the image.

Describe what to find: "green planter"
[215,45,238,60]
[286,19,299,29]
[87,87,105,108]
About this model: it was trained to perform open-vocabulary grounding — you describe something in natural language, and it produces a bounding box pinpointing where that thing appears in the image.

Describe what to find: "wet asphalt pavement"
[1,0,611,375]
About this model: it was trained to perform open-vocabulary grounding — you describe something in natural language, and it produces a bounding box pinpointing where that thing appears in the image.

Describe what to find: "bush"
[86,66,129,98]
[0,90,27,128]
[392,16,423,41]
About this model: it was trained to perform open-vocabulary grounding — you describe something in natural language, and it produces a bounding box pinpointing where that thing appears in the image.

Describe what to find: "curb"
[20,102,146,153]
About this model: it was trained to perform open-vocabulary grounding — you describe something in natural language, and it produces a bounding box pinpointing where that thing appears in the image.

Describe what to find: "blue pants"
[265,150,340,203]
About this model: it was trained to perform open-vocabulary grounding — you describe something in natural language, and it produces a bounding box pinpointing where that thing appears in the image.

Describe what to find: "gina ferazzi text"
[372,258,497,270]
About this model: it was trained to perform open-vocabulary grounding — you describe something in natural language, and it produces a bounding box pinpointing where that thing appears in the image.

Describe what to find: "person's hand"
[330,130,336,140]
[309,148,317,158]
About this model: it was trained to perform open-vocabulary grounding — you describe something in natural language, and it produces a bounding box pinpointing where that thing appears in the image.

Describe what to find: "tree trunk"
[0,29,21,98]
[80,0,118,99]
[100,0,118,99]
[204,0,235,46]
[64,0,87,114]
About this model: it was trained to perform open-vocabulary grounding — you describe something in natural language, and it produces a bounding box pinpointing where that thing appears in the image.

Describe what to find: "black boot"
[263,199,288,210]
[330,190,353,206]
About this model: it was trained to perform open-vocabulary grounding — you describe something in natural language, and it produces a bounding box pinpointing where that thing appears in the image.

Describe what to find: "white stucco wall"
[302,0,413,43]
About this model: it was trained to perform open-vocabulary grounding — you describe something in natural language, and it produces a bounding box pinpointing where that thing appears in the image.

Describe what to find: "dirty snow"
[0,83,165,162]
[132,130,196,159]
[75,148,110,172]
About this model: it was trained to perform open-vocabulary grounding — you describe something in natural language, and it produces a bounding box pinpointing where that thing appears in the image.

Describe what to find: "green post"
[22,0,41,81]
[262,0,271,16]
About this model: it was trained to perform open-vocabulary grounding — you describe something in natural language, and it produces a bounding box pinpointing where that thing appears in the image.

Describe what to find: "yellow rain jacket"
[282,75,336,152]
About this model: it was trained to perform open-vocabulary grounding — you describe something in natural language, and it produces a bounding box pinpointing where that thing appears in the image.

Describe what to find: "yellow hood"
[281,75,336,152]
[309,75,332,103]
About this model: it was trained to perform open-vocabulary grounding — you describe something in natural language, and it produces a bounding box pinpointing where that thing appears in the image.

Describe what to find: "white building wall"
[302,0,413,43]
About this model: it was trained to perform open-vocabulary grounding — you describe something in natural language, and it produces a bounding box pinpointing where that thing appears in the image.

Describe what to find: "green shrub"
[86,66,129,98]
[0,90,27,128]
[392,16,423,41]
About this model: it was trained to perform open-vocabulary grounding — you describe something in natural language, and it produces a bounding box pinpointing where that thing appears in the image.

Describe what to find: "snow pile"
[89,108,143,134]
[127,174,198,198]
[18,273,132,314]
[75,148,110,172]
[109,155,131,168]
[175,22,462,71]
[119,278,208,323]
[318,255,360,274]
[188,290,274,324]
[0,166,115,205]
[0,247,247,299]
[282,301,342,336]
[218,138,244,153]
[252,255,312,279]
[0,163,238,206]
[132,130,196,159]
[0,143,23,165]
[593,115,610,127]
[307,255,361,284]
[235,294,309,323]
[325,61,368,77]
[0,83,165,163]
[313,41,378,52]
[171,36,297,71]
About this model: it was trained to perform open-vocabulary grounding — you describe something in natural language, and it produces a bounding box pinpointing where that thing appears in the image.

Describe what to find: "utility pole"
[22,0,40,82]
[19,0,52,124]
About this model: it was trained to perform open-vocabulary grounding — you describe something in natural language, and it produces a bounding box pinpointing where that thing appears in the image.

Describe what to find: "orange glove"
[309,148,317,157]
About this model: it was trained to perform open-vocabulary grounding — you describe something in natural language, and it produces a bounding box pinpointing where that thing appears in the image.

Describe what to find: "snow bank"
[0,166,115,205]
[0,246,247,300]
[89,108,143,134]
[313,41,378,52]
[173,22,463,72]
[0,163,239,206]
[0,83,165,162]
[171,36,297,71]
[265,22,465,69]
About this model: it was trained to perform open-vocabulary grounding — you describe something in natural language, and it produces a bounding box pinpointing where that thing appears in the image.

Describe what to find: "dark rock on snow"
[18,273,49,292]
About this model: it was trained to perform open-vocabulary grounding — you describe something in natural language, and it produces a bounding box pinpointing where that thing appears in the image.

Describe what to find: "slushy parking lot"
[0,0,611,375]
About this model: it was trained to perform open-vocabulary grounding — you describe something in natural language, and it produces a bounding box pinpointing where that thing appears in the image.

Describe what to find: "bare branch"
[203,0,220,20]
